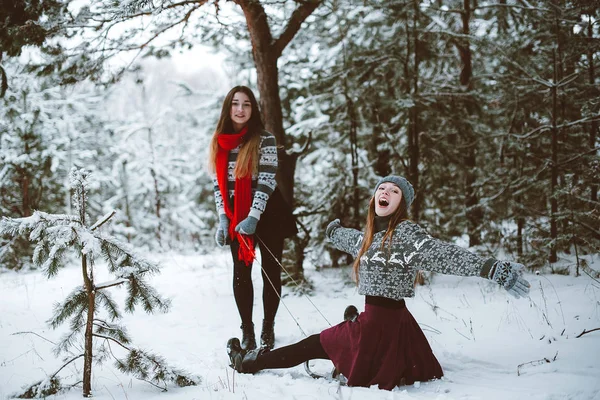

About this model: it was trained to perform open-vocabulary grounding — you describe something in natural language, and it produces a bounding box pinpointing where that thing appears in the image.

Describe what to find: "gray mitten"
[215,214,229,247]
[488,260,530,298]
[235,216,259,235]
[326,219,341,240]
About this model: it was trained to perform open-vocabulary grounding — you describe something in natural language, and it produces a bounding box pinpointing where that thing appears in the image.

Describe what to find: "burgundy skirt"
[319,302,443,390]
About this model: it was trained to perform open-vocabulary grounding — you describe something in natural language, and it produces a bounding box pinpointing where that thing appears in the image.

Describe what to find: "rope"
[238,234,340,382]
[255,235,332,328]
[237,234,332,341]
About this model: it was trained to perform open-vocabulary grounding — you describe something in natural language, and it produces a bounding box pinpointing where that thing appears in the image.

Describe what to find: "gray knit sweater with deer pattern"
[328,220,496,299]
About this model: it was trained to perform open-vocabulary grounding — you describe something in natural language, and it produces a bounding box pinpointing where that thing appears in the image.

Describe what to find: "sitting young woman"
[226,175,530,390]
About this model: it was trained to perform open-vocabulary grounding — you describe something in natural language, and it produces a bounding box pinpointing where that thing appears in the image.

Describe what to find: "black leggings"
[231,235,283,325]
[256,334,329,370]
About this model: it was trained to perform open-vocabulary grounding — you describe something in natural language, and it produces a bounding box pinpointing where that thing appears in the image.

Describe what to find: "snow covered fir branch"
[0,169,198,398]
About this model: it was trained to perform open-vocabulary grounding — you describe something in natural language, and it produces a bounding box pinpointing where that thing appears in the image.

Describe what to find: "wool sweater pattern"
[329,220,495,299]
[213,131,278,219]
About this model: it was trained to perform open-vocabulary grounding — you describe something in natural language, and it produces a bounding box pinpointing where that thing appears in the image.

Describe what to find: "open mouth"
[378,198,389,207]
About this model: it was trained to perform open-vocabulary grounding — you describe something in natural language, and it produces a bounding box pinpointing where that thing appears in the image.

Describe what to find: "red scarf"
[216,126,255,265]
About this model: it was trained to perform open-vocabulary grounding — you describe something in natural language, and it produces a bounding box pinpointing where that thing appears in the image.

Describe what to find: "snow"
[1,251,599,400]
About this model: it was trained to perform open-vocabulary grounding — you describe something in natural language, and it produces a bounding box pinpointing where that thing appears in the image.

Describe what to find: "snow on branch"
[0,211,79,238]
[90,210,116,231]
[114,347,199,390]
[2,168,192,396]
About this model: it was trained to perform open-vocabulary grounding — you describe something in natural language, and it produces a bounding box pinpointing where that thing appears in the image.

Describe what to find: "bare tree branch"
[576,328,600,338]
[12,331,57,345]
[50,354,85,379]
[93,333,131,351]
[95,278,128,291]
[273,0,321,57]
[557,147,600,168]
[287,131,312,158]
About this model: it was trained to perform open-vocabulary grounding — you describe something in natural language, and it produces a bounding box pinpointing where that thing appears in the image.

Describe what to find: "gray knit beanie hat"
[373,175,415,209]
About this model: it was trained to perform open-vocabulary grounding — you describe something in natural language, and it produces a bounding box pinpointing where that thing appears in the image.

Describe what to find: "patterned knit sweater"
[328,221,496,299]
[213,130,278,220]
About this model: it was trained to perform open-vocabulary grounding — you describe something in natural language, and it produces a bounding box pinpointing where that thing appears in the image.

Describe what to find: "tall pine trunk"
[550,46,559,264]
[79,188,95,397]
[588,16,598,203]
[342,84,360,228]
[238,0,320,278]
[239,0,320,208]
[459,0,481,247]
[370,96,391,177]
[82,253,95,397]
[407,0,421,222]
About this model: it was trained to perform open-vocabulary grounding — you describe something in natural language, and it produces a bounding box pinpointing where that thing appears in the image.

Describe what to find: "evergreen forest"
[1,0,599,277]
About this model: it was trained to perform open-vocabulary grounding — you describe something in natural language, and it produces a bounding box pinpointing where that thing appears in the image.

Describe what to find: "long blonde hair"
[208,86,264,177]
[352,196,409,283]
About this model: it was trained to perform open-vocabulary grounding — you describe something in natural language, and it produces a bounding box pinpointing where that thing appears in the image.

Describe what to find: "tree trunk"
[150,166,161,243]
[343,85,360,228]
[79,189,95,397]
[82,254,95,397]
[460,0,481,247]
[371,98,391,177]
[517,214,524,257]
[238,0,320,208]
[407,0,421,222]
[256,56,291,201]
[120,160,133,242]
[588,16,598,203]
[146,124,162,245]
[21,174,31,217]
[237,0,320,279]
[550,47,559,264]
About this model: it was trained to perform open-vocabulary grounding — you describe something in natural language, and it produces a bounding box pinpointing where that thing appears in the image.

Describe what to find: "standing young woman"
[209,86,297,351]
[226,175,530,390]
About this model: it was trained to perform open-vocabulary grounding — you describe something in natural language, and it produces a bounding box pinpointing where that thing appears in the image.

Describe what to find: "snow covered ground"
[1,250,599,400]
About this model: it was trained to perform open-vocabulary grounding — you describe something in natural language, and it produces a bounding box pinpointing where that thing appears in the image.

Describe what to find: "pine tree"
[0,61,65,270]
[0,169,198,398]
[0,0,68,96]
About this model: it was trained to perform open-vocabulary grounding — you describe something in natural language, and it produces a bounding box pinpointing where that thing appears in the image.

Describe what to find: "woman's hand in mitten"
[235,216,259,235]
[215,214,229,247]
[489,261,531,298]
[326,219,342,240]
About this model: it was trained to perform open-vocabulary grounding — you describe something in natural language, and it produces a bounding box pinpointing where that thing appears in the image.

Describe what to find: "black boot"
[344,305,358,322]
[227,337,266,373]
[227,337,245,372]
[260,319,275,350]
[241,323,256,350]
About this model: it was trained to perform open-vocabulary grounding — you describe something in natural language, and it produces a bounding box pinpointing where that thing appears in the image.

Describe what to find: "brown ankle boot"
[241,323,256,350]
[260,319,275,350]
[226,337,266,374]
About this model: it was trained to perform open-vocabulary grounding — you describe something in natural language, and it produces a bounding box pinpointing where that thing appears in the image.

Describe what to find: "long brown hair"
[352,195,409,283]
[208,86,264,177]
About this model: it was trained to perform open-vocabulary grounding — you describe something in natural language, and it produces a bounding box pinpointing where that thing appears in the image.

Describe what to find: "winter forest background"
[0,0,600,274]
[1,0,599,398]
[2,0,598,274]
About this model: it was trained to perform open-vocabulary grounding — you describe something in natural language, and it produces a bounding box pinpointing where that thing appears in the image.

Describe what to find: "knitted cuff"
[248,208,262,221]
[480,258,497,278]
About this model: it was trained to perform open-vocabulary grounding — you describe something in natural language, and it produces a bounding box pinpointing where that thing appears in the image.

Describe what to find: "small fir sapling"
[0,168,198,398]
